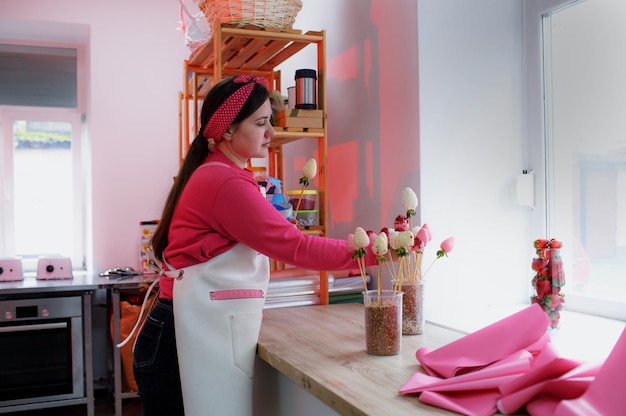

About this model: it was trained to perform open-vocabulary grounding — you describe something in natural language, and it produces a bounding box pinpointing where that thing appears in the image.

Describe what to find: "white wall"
[418,0,532,328]
[1,0,532,329]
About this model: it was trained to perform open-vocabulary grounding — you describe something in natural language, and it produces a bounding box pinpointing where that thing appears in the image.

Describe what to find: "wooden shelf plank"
[270,131,325,148]
[189,25,324,70]
[181,24,329,304]
[242,39,291,70]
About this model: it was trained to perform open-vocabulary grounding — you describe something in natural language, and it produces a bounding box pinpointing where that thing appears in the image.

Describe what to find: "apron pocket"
[230,312,264,378]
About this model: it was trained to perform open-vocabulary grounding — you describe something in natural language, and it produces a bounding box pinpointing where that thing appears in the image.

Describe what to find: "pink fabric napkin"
[416,304,551,378]
[401,306,625,415]
[498,343,581,396]
[419,389,502,416]
[400,350,533,394]
[513,362,600,415]
[497,350,597,414]
[552,326,626,416]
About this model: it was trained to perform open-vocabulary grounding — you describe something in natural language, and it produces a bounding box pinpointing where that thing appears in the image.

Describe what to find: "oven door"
[0,299,84,407]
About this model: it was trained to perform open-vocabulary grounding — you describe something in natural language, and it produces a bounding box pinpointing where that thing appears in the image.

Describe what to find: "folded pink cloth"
[552,326,626,416]
[401,350,533,394]
[497,351,598,414]
[416,304,551,378]
[420,389,501,416]
[498,343,581,396]
[402,306,625,415]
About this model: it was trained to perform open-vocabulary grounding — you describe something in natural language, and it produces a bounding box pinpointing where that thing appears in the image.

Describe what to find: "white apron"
[170,243,269,415]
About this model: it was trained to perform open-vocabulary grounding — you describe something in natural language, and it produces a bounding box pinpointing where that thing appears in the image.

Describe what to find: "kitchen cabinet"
[179,22,330,304]
[0,279,95,415]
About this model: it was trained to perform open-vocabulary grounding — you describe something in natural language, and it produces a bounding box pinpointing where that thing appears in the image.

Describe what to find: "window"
[537,0,626,320]
[0,43,86,272]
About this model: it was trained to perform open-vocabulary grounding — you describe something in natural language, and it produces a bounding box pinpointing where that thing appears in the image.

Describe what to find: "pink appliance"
[36,256,73,280]
[0,258,23,282]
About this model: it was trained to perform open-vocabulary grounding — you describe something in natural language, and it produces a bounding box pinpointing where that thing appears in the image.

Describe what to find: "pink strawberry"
[394,215,409,232]
[549,259,564,282]
[532,258,549,271]
[413,235,425,251]
[548,309,561,328]
[535,279,551,299]
[542,249,557,259]
[544,293,564,310]
[552,270,565,287]
[549,239,563,249]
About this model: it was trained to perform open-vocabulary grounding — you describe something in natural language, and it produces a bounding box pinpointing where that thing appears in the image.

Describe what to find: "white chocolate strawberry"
[372,234,388,257]
[299,158,318,187]
[303,158,317,179]
[398,231,414,248]
[401,187,418,218]
[353,227,369,249]
[390,231,413,256]
[378,230,389,246]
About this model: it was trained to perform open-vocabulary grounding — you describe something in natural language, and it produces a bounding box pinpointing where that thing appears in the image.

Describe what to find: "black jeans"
[133,299,184,416]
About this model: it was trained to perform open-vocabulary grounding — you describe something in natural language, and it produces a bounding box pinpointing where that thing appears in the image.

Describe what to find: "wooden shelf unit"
[179,22,330,304]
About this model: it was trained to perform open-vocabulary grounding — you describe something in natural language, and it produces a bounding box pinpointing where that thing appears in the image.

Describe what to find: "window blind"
[0,44,77,108]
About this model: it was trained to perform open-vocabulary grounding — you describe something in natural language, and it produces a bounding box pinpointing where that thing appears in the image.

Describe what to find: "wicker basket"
[199,0,303,31]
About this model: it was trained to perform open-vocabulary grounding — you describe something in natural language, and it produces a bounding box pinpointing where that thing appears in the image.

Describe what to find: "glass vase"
[400,281,425,335]
[362,290,402,356]
[531,244,565,329]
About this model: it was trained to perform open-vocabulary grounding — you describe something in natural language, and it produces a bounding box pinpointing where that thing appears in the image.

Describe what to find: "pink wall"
[277,0,420,239]
[0,0,420,272]
[1,0,191,272]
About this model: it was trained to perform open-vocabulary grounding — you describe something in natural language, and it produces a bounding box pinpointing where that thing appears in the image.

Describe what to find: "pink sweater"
[160,150,373,299]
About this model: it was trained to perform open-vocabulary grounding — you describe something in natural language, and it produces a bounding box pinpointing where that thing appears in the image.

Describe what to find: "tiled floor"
[5,390,144,416]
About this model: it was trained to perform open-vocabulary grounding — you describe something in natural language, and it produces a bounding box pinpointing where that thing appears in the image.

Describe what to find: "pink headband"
[202,75,267,143]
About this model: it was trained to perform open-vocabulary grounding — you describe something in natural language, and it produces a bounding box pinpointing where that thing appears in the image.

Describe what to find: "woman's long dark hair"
[151,76,269,262]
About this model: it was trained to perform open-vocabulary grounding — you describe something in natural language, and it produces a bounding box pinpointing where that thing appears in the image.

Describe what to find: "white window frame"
[0,108,86,271]
[0,40,87,272]
[524,0,626,321]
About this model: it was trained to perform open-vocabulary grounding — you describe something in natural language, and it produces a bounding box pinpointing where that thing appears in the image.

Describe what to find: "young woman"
[133,75,375,415]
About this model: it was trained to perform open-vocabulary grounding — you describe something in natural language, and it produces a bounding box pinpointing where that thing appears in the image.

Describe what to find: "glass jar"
[531,240,565,329]
[400,281,425,335]
[362,290,402,355]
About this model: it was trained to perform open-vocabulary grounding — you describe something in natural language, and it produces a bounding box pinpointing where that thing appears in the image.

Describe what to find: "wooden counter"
[257,303,465,416]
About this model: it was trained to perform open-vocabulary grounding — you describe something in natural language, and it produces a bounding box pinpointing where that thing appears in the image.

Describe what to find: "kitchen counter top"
[0,272,158,295]
[257,303,463,416]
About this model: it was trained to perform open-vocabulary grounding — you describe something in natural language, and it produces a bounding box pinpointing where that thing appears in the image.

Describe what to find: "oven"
[0,295,84,408]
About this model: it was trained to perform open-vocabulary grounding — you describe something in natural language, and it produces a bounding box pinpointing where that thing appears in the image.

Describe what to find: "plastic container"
[287,86,295,109]
[287,189,317,211]
[139,220,159,273]
[295,209,319,227]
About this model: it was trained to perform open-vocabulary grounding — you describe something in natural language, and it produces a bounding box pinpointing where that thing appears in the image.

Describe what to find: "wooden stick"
[293,183,307,216]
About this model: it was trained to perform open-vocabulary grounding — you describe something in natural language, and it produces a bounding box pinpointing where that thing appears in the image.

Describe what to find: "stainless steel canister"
[295,69,317,109]
[287,86,296,109]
